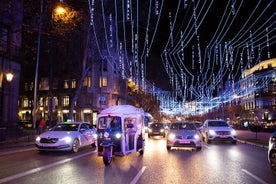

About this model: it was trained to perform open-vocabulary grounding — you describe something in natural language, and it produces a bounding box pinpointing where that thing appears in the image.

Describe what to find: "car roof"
[58,122,85,124]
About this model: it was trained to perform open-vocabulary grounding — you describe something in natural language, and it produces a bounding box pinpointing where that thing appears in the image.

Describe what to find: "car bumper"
[167,139,202,148]
[35,143,71,151]
[208,135,237,141]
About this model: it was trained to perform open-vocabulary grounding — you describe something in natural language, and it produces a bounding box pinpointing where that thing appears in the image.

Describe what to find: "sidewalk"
[236,129,273,149]
[0,127,38,149]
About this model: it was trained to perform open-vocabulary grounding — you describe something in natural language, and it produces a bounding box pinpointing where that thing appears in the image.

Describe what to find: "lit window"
[83,77,91,87]
[64,80,69,89]
[63,96,70,106]
[72,79,76,88]
[100,76,107,87]
[23,98,28,108]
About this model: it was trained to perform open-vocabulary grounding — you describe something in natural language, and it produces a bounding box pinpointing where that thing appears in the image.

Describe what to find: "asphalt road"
[0,135,275,184]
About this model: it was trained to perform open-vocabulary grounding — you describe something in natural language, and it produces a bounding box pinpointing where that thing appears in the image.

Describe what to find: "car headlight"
[168,133,176,140]
[148,129,152,132]
[194,134,200,140]
[115,133,122,139]
[270,136,276,144]
[36,136,41,142]
[160,129,164,132]
[208,130,216,135]
[60,136,72,143]
[231,129,236,135]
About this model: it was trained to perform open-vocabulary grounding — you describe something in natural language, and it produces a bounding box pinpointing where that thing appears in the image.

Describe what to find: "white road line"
[0,151,95,184]
[130,166,146,184]
[242,169,269,184]
[0,147,36,157]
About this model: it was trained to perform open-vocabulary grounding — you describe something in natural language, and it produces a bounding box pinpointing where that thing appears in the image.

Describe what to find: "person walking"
[39,118,46,134]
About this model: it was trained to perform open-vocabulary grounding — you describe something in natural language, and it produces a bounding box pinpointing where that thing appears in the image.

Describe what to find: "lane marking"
[0,151,95,184]
[242,169,268,184]
[0,147,36,157]
[130,166,146,184]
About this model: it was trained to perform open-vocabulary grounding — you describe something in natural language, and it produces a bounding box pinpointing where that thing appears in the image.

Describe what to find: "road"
[0,136,275,184]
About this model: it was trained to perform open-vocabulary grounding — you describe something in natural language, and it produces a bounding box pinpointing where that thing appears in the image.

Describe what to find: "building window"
[30,82,34,91]
[23,98,28,108]
[24,83,28,91]
[64,80,69,89]
[72,79,76,88]
[83,77,91,87]
[100,76,107,87]
[63,96,70,106]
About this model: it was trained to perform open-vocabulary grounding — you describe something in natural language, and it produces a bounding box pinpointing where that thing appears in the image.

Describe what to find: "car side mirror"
[80,128,86,133]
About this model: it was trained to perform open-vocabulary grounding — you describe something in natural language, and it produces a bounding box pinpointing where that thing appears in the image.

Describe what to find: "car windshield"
[208,121,228,127]
[52,123,79,131]
[170,123,196,130]
[150,123,163,128]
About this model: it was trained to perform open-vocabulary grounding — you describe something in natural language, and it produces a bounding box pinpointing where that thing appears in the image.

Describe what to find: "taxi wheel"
[72,139,80,153]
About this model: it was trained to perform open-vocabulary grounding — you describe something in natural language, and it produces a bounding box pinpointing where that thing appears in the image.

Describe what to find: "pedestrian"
[39,118,46,134]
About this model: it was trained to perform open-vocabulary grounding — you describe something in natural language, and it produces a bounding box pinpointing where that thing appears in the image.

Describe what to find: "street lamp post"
[33,0,43,129]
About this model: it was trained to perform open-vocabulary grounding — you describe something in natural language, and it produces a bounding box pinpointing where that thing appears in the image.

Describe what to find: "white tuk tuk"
[96,105,145,165]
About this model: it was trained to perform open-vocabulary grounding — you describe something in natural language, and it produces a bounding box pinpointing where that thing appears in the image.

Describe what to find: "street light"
[5,71,14,82]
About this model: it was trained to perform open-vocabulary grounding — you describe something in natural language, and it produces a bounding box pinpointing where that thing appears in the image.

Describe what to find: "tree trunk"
[68,24,91,121]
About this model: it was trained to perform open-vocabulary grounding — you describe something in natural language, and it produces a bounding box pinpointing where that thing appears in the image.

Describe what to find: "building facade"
[0,0,22,127]
[241,58,276,122]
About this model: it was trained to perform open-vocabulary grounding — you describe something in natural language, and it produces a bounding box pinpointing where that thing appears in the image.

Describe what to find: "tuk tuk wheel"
[103,147,112,165]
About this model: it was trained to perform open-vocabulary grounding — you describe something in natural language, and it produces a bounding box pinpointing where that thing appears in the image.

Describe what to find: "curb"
[237,139,269,149]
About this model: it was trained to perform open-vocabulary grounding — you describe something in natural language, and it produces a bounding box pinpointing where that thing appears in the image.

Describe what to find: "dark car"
[148,123,165,138]
[18,120,33,129]
[268,131,276,175]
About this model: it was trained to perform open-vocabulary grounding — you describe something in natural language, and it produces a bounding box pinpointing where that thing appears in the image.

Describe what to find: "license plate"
[153,132,159,134]
[179,140,190,144]
[220,135,228,138]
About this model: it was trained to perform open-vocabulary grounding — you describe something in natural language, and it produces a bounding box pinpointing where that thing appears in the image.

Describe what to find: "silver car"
[35,122,96,153]
[166,122,202,151]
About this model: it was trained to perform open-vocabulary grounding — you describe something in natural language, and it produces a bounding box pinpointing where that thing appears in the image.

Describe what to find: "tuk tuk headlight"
[115,133,122,139]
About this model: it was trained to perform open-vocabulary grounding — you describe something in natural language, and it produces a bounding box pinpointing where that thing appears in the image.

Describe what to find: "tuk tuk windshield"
[98,116,122,130]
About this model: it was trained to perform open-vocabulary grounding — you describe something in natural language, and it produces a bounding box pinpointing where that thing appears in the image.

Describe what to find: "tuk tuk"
[96,105,145,165]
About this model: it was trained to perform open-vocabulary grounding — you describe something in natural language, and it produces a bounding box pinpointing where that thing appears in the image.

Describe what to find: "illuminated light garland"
[86,1,275,116]
[266,27,270,58]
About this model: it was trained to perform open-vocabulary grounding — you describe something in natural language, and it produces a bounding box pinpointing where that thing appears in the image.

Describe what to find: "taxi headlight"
[115,133,122,139]
[208,130,216,135]
[36,136,41,142]
[60,136,72,143]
